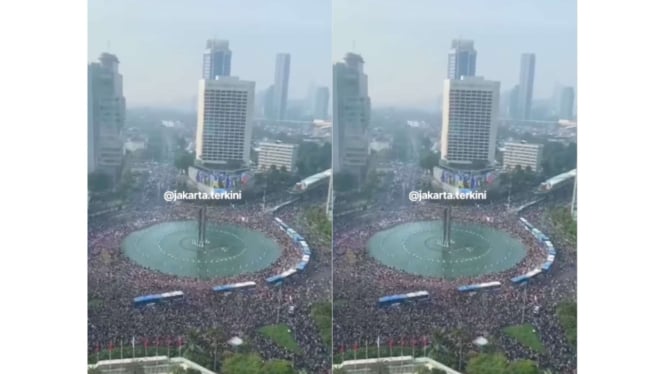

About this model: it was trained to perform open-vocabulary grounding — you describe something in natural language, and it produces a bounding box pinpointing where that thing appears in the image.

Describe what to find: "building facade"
[447,39,477,80]
[558,86,575,120]
[257,142,299,172]
[516,53,536,120]
[202,39,232,80]
[503,142,543,171]
[441,77,500,166]
[272,53,291,120]
[88,53,126,179]
[313,86,330,120]
[195,77,255,167]
[332,53,371,180]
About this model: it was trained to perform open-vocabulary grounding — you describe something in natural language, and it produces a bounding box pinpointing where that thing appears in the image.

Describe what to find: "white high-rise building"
[257,142,299,172]
[332,53,371,180]
[273,53,290,120]
[503,142,543,171]
[195,77,255,166]
[441,77,500,166]
[88,53,126,178]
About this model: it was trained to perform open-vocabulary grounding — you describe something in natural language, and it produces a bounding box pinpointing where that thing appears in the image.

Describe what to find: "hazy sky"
[89,0,331,109]
[333,0,577,109]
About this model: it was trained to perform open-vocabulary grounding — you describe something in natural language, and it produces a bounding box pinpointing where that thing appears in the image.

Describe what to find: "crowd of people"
[88,163,331,373]
[333,189,577,373]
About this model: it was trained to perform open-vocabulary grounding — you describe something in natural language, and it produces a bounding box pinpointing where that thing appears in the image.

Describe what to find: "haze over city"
[88,0,331,109]
[332,0,576,109]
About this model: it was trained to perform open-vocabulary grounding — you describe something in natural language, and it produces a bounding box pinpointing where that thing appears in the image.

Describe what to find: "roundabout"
[122,220,282,279]
[367,220,527,279]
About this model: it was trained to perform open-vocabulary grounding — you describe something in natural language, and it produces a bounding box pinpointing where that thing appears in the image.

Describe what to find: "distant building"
[333,53,371,181]
[312,86,330,120]
[272,53,291,120]
[195,77,255,167]
[516,53,536,120]
[441,76,500,166]
[258,142,298,172]
[202,39,232,79]
[447,39,477,79]
[558,86,575,120]
[88,52,126,180]
[263,85,274,118]
[503,142,543,172]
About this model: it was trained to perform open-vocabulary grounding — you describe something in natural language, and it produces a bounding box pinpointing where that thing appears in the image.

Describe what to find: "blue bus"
[378,291,430,307]
[133,291,184,307]
[457,281,501,293]
[511,268,543,284]
[212,281,257,293]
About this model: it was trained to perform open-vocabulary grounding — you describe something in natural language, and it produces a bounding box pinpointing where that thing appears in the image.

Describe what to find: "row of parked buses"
[511,217,558,284]
[266,217,311,285]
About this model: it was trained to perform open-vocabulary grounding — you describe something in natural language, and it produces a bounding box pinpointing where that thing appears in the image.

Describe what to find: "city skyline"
[88,0,331,109]
[333,0,576,109]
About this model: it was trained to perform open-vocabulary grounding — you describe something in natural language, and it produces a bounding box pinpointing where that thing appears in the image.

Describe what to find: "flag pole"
[120,339,123,360]
[108,340,112,361]
[96,343,100,363]
[132,336,136,358]
[365,340,368,359]
[376,336,380,360]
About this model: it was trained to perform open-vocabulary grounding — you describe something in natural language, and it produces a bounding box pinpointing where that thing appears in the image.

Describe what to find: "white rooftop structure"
[334,356,463,374]
[89,356,215,374]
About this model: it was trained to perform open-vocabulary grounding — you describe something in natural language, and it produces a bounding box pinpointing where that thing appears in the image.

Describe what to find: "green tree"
[262,359,296,374]
[174,151,195,171]
[333,368,349,374]
[169,365,187,374]
[419,150,440,172]
[466,353,510,374]
[88,172,112,192]
[222,353,264,374]
[508,359,539,374]
[334,172,356,192]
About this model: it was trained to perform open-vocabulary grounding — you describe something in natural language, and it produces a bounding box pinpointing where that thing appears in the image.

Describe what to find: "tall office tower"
[441,77,500,166]
[332,53,371,180]
[202,39,232,79]
[516,53,536,120]
[195,77,255,166]
[264,85,275,118]
[313,86,330,119]
[447,39,477,80]
[558,86,576,120]
[272,53,291,120]
[88,53,126,179]
[509,85,520,119]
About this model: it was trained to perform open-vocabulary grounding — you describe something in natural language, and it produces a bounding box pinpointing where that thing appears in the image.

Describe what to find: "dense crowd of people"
[333,187,577,373]
[88,162,331,373]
